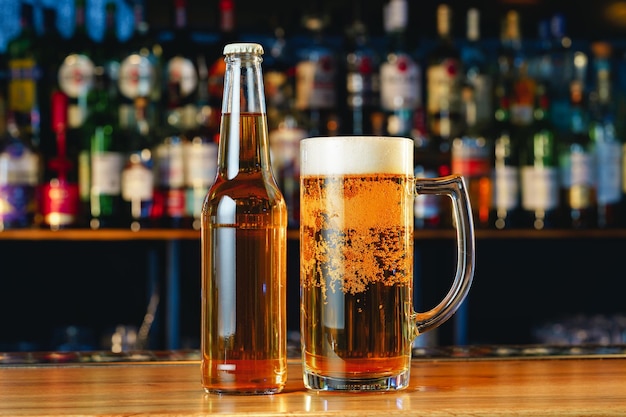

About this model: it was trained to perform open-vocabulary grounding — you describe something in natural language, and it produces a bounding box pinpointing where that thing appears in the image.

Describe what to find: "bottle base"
[303,369,410,392]
[203,386,285,396]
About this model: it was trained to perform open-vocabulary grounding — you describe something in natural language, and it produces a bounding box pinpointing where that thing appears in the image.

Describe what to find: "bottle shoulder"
[206,176,287,223]
[208,173,284,200]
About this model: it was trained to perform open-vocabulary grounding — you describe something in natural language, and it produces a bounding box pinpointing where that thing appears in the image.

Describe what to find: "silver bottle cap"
[223,43,264,55]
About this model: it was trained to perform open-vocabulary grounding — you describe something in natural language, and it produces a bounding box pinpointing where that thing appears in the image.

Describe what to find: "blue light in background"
[0,0,134,52]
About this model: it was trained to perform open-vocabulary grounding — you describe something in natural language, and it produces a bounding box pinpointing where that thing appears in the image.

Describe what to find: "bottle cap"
[223,43,264,55]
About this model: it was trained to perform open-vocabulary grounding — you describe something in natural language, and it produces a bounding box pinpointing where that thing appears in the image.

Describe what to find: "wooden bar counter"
[1,347,626,416]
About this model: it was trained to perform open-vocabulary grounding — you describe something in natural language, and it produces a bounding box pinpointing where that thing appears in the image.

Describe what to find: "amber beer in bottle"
[201,43,287,394]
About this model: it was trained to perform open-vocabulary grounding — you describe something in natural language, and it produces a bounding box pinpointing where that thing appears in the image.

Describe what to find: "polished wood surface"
[1,357,626,416]
[1,228,626,241]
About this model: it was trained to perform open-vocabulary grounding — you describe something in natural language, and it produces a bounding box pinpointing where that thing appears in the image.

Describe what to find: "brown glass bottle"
[201,43,287,395]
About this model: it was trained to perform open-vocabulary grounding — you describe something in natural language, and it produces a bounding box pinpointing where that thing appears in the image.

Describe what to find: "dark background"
[145,0,626,40]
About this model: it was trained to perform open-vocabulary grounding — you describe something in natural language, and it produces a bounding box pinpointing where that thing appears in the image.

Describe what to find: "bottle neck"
[386,28,408,54]
[174,0,187,29]
[20,6,34,33]
[76,3,86,31]
[222,53,266,115]
[220,51,270,178]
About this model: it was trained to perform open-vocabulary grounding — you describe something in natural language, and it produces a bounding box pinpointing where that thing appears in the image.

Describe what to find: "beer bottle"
[201,43,287,394]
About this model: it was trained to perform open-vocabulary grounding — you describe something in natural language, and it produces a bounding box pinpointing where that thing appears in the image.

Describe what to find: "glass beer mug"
[299,136,475,391]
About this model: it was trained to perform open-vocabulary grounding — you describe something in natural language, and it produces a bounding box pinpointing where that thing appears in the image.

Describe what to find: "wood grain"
[1,357,626,416]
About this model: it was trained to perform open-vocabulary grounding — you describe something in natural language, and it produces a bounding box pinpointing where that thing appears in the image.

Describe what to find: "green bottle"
[520,85,561,230]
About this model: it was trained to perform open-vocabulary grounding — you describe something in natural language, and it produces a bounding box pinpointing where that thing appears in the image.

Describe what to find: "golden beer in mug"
[300,136,474,391]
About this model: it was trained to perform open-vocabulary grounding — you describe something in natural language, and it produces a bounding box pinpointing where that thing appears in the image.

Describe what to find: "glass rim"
[301,136,413,144]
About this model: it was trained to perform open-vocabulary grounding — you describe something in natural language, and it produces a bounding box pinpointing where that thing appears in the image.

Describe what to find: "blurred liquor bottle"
[547,13,576,137]
[343,3,381,135]
[588,42,622,228]
[379,0,421,138]
[294,3,341,136]
[40,92,79,230]
[39,5,66,160]
[520,85,560,230]
[57,0,97,227]
[451,85,492,229]
[153,132,186,228]
[118,0,162,130]
[461,7,493,134]
[206,0,238,133]
[84,2,124,229]
[160,0,200,135]
[6,2,41,151]
[1,2,44,230]
[494,10,522,117]
[528,19,553,89]
[491,95,520,229]
[120,98,155,231]
[182,53,218,231]
[426,3,463,146]
[265,19,307,229]
[0,117,40,230]
[155,0,200,228]
[84,67,124,230]
[559,80,597,229]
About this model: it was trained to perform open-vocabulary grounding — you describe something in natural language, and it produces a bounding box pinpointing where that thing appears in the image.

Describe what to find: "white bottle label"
[166,56,198,98]
[91,152,123,195]
[467,73,493,126]
[295,55,336,110]
[426,59,460,115]
[183,141,218,187]
[0,147,39,185]
[58,54,95,98]
[380,53,420,111]
[119,54,156,99]
[560,151,595,187]
[122,163,153,201]
[493,166,519,210]
[521,166,559,210]
[155,141,185,188]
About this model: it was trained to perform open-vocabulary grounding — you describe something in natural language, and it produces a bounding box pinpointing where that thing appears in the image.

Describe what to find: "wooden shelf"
[1,228,626,241]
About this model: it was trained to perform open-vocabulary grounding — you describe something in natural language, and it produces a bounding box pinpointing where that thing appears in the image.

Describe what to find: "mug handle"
[413,174,475,336]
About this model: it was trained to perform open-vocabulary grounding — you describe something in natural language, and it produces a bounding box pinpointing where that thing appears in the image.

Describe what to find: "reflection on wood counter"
[1,357,626,416]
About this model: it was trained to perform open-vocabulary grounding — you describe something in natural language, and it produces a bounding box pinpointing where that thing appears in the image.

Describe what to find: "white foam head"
[300,136,413,176]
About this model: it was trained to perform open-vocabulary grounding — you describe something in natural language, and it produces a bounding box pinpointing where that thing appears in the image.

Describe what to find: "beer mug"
[299,136,475,391]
